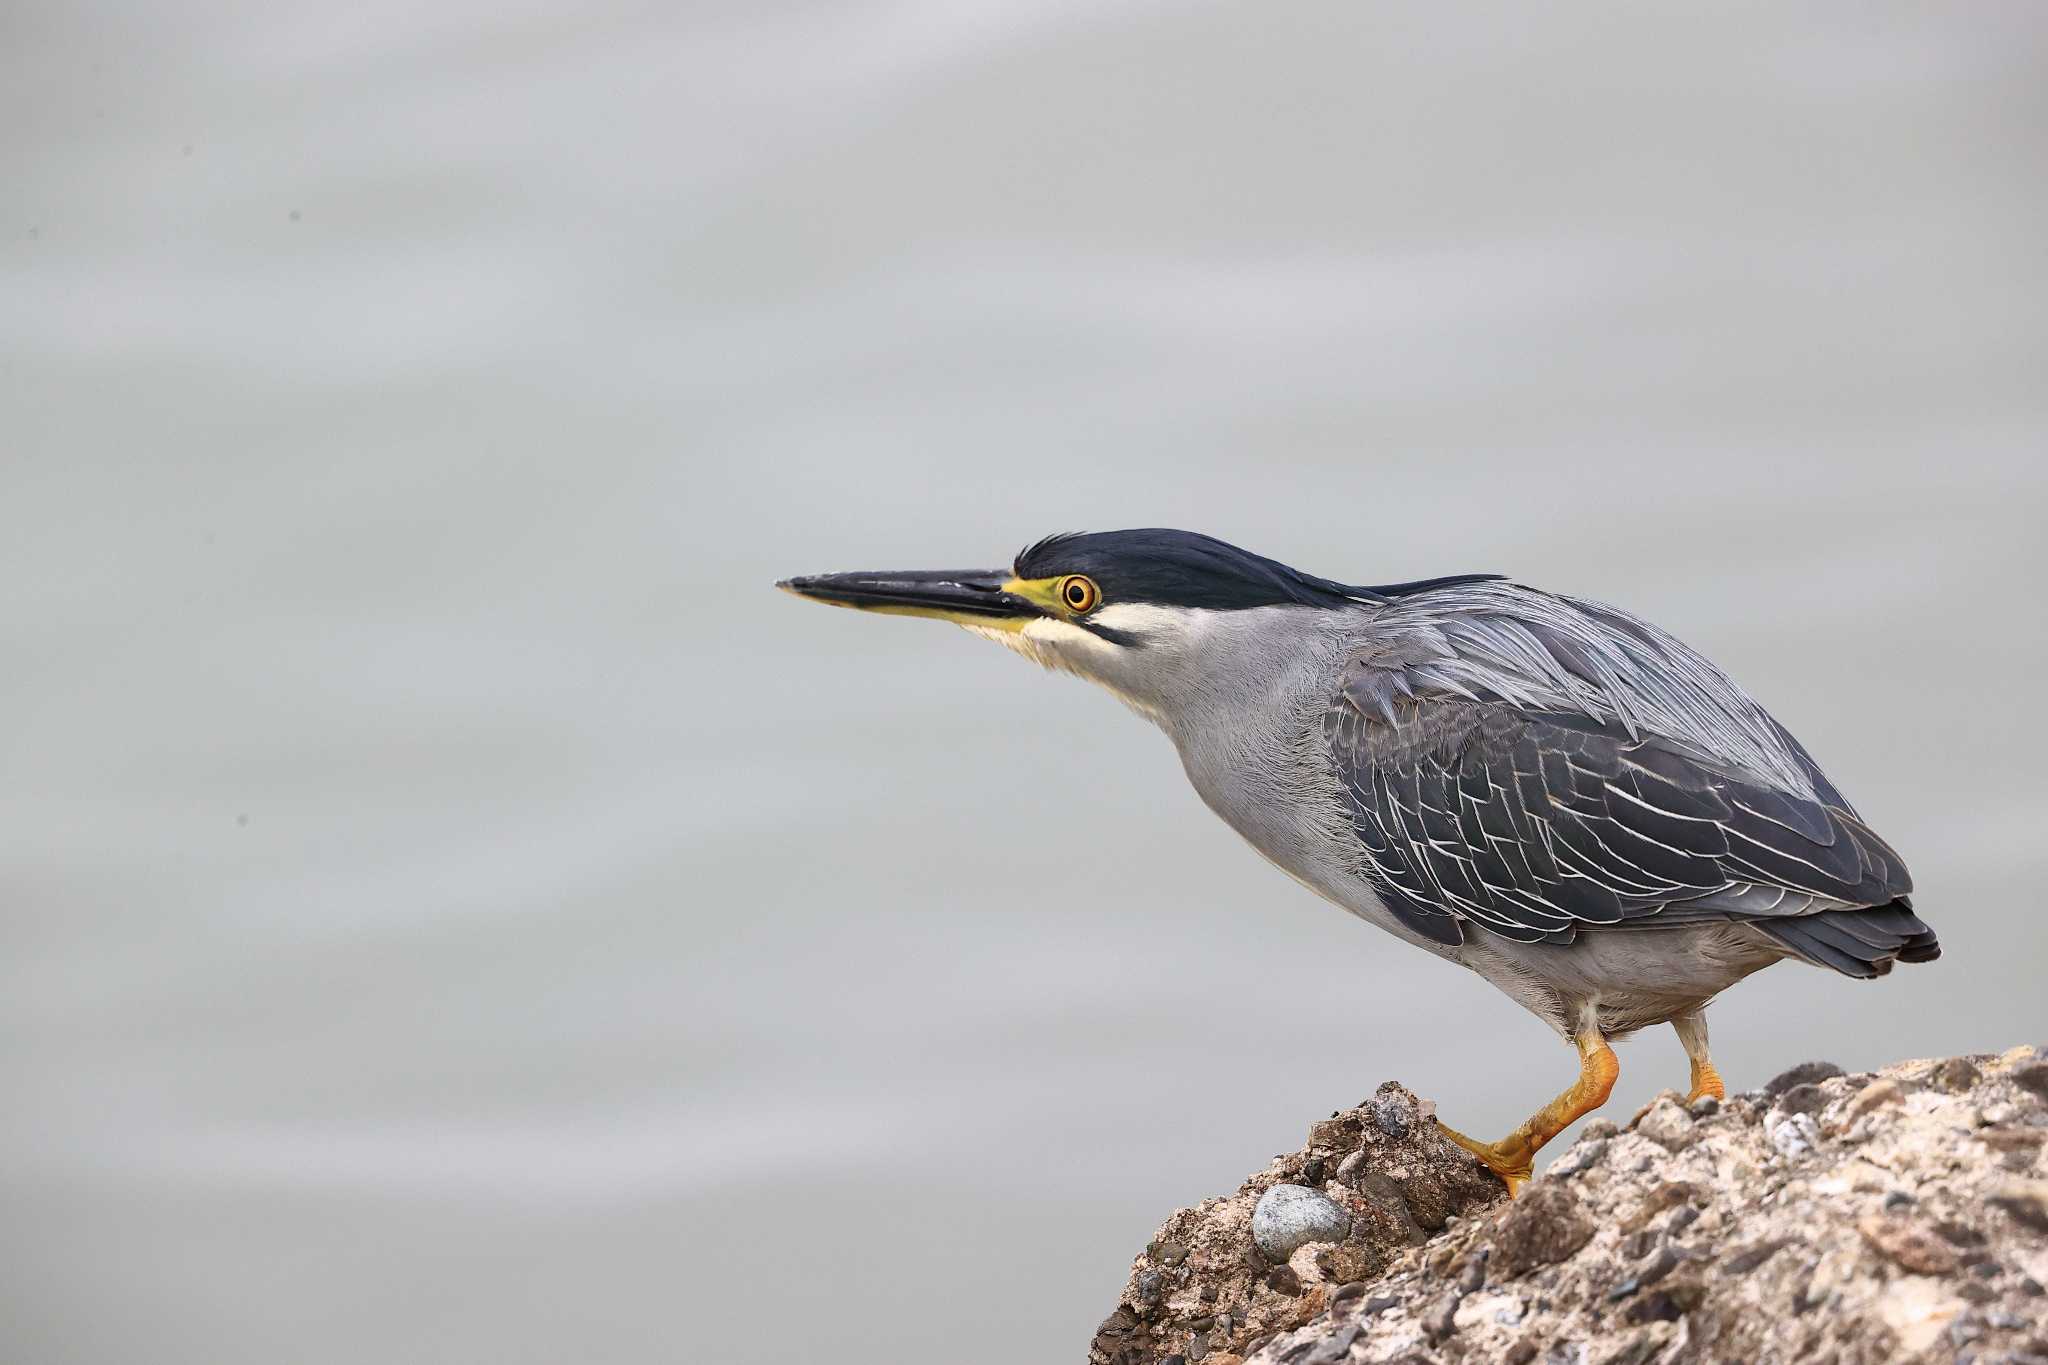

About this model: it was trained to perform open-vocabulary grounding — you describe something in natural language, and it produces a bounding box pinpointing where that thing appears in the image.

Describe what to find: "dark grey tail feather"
[1755,900,1940,979]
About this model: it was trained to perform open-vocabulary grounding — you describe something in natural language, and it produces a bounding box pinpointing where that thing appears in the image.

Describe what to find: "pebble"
[1774,1083,1831,1118]
[1638,1244,1682,1286]
[1723,1236,1792,1273]
[1857,1213,1961,1275]
[1303,1321,1363,1364]
[1847,1078,1905,1118]
[1548,1138,1607,1178]
[1767,1111,1822,1159]
[1637,1098,1696,1153]
[1765,1061,1846,1097]
[1689,1094,1721,1118]
[1368,1094,1412,1138]
[1958,1277,1998,1305]
[1096,1306,1138,1340]
[1251,1184,1351,1261]
[2013,1063,2048,1103]
[1491,1182,1598,1279]
[1931,1057,1983,1092]
[1939,1218,1987,1247]
[1988,1180,2048,1232]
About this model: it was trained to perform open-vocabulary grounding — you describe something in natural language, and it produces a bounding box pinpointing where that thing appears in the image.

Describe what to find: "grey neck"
[1137,604,1370,879]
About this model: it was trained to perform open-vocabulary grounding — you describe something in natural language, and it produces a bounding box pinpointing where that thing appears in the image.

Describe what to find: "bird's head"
[779,528,1489,716]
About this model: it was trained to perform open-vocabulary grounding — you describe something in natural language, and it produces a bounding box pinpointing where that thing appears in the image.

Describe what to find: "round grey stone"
[1251,1183,1350,1260]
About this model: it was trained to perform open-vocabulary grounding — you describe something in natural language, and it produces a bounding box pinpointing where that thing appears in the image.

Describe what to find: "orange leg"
[1439,1027,1619,1197]
[1674,1010,1725,1104]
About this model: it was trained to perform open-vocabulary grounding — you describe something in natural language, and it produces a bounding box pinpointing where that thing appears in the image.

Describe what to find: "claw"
[1674,1011,1725,1105]
[1433,1028,1618,1199]
[1437,1120,1532,1196]
[1687,1057,1725,1105]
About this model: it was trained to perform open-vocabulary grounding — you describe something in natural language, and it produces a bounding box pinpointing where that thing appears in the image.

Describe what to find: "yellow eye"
[1057,574,1100,614]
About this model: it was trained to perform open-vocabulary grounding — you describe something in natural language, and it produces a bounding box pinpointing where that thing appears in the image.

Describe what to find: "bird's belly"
[1192,765,1780,1033]
[1174,721,1779,1023]
[1463,924,1783,1038]
[1216,798,1779,1035]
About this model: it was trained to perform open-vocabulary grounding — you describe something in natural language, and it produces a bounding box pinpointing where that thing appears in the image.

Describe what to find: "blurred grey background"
[5,2,2046,1362]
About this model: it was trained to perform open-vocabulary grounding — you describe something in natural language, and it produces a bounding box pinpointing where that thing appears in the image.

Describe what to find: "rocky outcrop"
[1089,1083,1503,1365]
[1093,1047,2048,1365]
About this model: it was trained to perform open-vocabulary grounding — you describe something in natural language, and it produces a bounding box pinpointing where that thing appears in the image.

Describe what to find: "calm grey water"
[6,3,2046,1362]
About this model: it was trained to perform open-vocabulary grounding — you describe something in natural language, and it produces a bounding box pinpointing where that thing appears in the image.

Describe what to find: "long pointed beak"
[776,567,1040,625]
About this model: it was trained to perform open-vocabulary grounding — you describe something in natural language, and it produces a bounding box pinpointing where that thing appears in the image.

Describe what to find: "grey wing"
[1321,684,1915,952]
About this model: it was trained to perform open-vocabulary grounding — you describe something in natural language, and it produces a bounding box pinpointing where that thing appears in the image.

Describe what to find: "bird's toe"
[1436,1120,1533,1197]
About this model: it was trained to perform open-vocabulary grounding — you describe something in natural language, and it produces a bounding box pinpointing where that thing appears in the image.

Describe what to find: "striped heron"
[779,529,1937,1191]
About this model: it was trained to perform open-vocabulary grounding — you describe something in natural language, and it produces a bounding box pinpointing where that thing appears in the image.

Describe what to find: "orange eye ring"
[1057,575,1101,614]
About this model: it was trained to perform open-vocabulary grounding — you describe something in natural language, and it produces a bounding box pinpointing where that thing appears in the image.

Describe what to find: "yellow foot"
[1436,1120,1533,1197]
[1687,1058,1726,1105]
[1434,1027,1619,1200]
